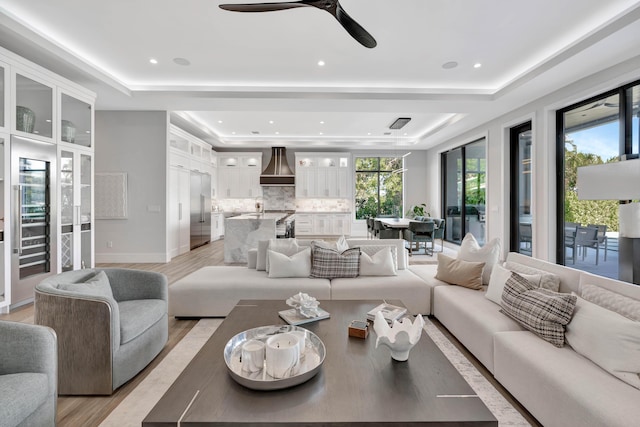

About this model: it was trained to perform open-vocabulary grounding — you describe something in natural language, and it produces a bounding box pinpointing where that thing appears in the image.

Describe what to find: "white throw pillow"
[357,245,398,271]
[485,264,541,305]
[256,240,270,271]
[267,248,311,278]
[359,247,397,276]
[311,235,349,253]
[265,238,300,273]
[504,261,561,292]
[566,295,640,390]
[457,233,500,285]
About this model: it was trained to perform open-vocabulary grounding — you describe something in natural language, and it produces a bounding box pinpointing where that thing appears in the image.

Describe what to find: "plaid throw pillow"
[310,246,360,279]
[500,272,577,347]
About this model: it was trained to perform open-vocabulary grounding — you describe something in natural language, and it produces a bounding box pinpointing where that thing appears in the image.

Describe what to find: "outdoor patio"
[565,232,619,280]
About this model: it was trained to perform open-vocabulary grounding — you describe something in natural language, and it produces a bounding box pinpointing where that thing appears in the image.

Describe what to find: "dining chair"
[366,217,375,239]
[519,223,532,255]
[403,221,435,256]
[587,224,608,261]
[570,226,600,265]
[432,219,445,252]
[374,220,397,240]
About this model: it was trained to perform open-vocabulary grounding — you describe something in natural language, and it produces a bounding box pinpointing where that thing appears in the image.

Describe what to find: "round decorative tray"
[224,325,326,391]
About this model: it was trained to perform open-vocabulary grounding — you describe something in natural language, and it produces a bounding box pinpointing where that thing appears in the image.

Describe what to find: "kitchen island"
[224,212,290,263]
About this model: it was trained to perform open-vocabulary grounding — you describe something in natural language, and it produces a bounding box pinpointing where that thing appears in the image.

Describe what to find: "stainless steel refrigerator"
[190,171,211,249]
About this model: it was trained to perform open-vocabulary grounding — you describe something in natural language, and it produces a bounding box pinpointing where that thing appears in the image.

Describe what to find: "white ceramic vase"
[373,311,424,361]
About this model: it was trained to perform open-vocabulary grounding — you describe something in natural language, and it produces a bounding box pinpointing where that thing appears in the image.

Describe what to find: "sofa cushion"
[435,253,484,290]
[500,272,576,347]
[580,283,640,321]
[504,260,561,292]
[347,239,408,270]
[118,299,167,344]
[267,248,312,278]
[505,252,580,293]
[312,235,349,252]
[494,331,640,427]
[311,247,360,279]
[331,270,431,315]
[0,373,49,427]
[458,233,500,285]
[485,264,541,305]
[566,296,640,390]
[359,247,397,276]
[433,284,524,373]
[169,266,332,317]
[58,270,114,300]
[265,239,301,273]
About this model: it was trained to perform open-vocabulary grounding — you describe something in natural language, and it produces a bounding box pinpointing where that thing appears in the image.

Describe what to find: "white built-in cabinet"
[168,125,216,258]
[294,213,352,236]
[295,153,351,198]
[217,153,262,198]
[211,212,224,241]
[0,46,96,311]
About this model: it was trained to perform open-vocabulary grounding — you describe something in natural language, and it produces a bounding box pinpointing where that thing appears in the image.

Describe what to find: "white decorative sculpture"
[286,292,322,318]
[373,311,425,361]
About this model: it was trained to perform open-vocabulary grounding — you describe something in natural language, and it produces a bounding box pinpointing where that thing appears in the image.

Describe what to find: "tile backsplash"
[214,187,351,213]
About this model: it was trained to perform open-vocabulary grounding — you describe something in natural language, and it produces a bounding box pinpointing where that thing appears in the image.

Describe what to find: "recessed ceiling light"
[85,130,91,134]
[319,132,324,135]
[317,60,325,67]
[320,121,325,124]
[218,120,223,124]
[232,132,236,135]
[149,58,158,65]
[474,63,482,68]
[45,119,51,123]
[367,132,371,135]
[173,57,191,66]
[442,61,458,69]
[403,133,408,136]
[269,120,274,124]
[275,132,280,135]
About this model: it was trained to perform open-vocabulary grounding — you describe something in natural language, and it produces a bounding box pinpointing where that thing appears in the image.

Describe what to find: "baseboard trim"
[96,253,170,263]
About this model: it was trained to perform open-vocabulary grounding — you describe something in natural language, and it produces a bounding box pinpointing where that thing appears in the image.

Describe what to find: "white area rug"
[102,317,531,426]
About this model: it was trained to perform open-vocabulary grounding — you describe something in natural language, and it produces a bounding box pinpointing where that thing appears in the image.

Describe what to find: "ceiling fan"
[219,0,377,48]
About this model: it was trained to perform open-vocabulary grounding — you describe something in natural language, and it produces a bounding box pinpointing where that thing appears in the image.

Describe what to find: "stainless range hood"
[260,147,295,186]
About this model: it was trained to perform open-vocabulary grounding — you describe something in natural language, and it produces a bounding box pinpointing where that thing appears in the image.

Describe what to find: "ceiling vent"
[389,117,411,129]
[251,131,260,135]
[260,147,295,186]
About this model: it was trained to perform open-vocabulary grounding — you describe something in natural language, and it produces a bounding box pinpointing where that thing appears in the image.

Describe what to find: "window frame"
[354,156,404,219]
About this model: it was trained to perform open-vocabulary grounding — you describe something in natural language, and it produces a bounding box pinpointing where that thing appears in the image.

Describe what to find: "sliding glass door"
[510,122,533,255]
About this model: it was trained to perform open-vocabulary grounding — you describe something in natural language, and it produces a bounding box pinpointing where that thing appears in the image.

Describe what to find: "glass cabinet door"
[60,93,92,147]
[15,73,53,138]
[0,63,6,129]
[60,150,74,271]
[80,153,92,268]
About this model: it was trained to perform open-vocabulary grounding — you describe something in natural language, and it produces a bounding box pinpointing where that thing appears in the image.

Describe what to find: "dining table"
[375,217,420,239]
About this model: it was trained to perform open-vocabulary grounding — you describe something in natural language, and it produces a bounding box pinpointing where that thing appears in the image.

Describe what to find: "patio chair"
[519,223,532,254]
[403,221,435,256]
[587,224,608,261]
[566,226,599,265]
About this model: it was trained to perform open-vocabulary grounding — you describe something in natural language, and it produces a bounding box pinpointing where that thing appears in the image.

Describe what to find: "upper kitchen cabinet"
[217,153,262,199]
[295,153,351,198]
[59,91,93,148]
[13,70,54,141]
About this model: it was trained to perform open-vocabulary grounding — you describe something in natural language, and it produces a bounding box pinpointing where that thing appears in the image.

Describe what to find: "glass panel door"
[11,135,57,305]
[61,93,92,147]
[80,153,92,268]
[444,148,463,243]
[60,150,74,271]
[15,73,53,138]
[510,122,533,255]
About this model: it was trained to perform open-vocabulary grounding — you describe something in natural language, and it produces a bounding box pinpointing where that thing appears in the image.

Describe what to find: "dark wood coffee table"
[143,300,497,426]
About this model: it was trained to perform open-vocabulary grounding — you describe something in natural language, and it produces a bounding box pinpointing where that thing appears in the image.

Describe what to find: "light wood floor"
[1,239,540,427]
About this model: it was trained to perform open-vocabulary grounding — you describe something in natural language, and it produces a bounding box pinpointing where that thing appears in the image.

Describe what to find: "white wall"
[425,56,640,262]
[95,111,170,263]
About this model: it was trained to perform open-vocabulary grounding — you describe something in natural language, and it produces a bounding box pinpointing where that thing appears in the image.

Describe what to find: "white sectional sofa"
[411,252,640,427]
[169,239,431,317]
[170,239,640,427]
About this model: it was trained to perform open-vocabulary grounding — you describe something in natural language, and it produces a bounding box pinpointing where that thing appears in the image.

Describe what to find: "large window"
[355,157,403,219]
[510,122,533,255]
[441,139,486,245]
[556,80,640,277]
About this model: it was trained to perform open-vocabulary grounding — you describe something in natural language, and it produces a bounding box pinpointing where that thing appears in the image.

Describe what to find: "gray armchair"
[35,268,168,395]
[0,320,57,426]
[432,219,446,252]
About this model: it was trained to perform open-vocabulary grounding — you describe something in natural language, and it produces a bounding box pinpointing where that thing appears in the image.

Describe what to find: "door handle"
[74,206,81,226]
[14,185,23,255]
[201,194,205,223]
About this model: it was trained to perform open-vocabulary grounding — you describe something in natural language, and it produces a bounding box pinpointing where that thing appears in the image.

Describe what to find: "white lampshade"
[619,202,640,238]
[577,158,640,200]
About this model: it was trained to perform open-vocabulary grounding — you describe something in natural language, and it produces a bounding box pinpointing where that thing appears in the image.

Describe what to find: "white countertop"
[227,213,288,221]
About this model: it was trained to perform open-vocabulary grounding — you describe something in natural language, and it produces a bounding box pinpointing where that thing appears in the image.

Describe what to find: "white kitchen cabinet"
[59,147,94,271]
[294,213,352,236]
[295,153,351,199]
[211,212,224,241]
[218,153,262,199]
[169,165,191,258]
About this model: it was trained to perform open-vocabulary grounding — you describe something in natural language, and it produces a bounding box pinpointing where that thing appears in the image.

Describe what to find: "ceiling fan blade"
[334,2,377,48]
[219,2,307,13]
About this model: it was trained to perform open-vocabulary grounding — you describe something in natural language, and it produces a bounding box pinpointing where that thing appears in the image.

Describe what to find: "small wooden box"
[348,320,369,339]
